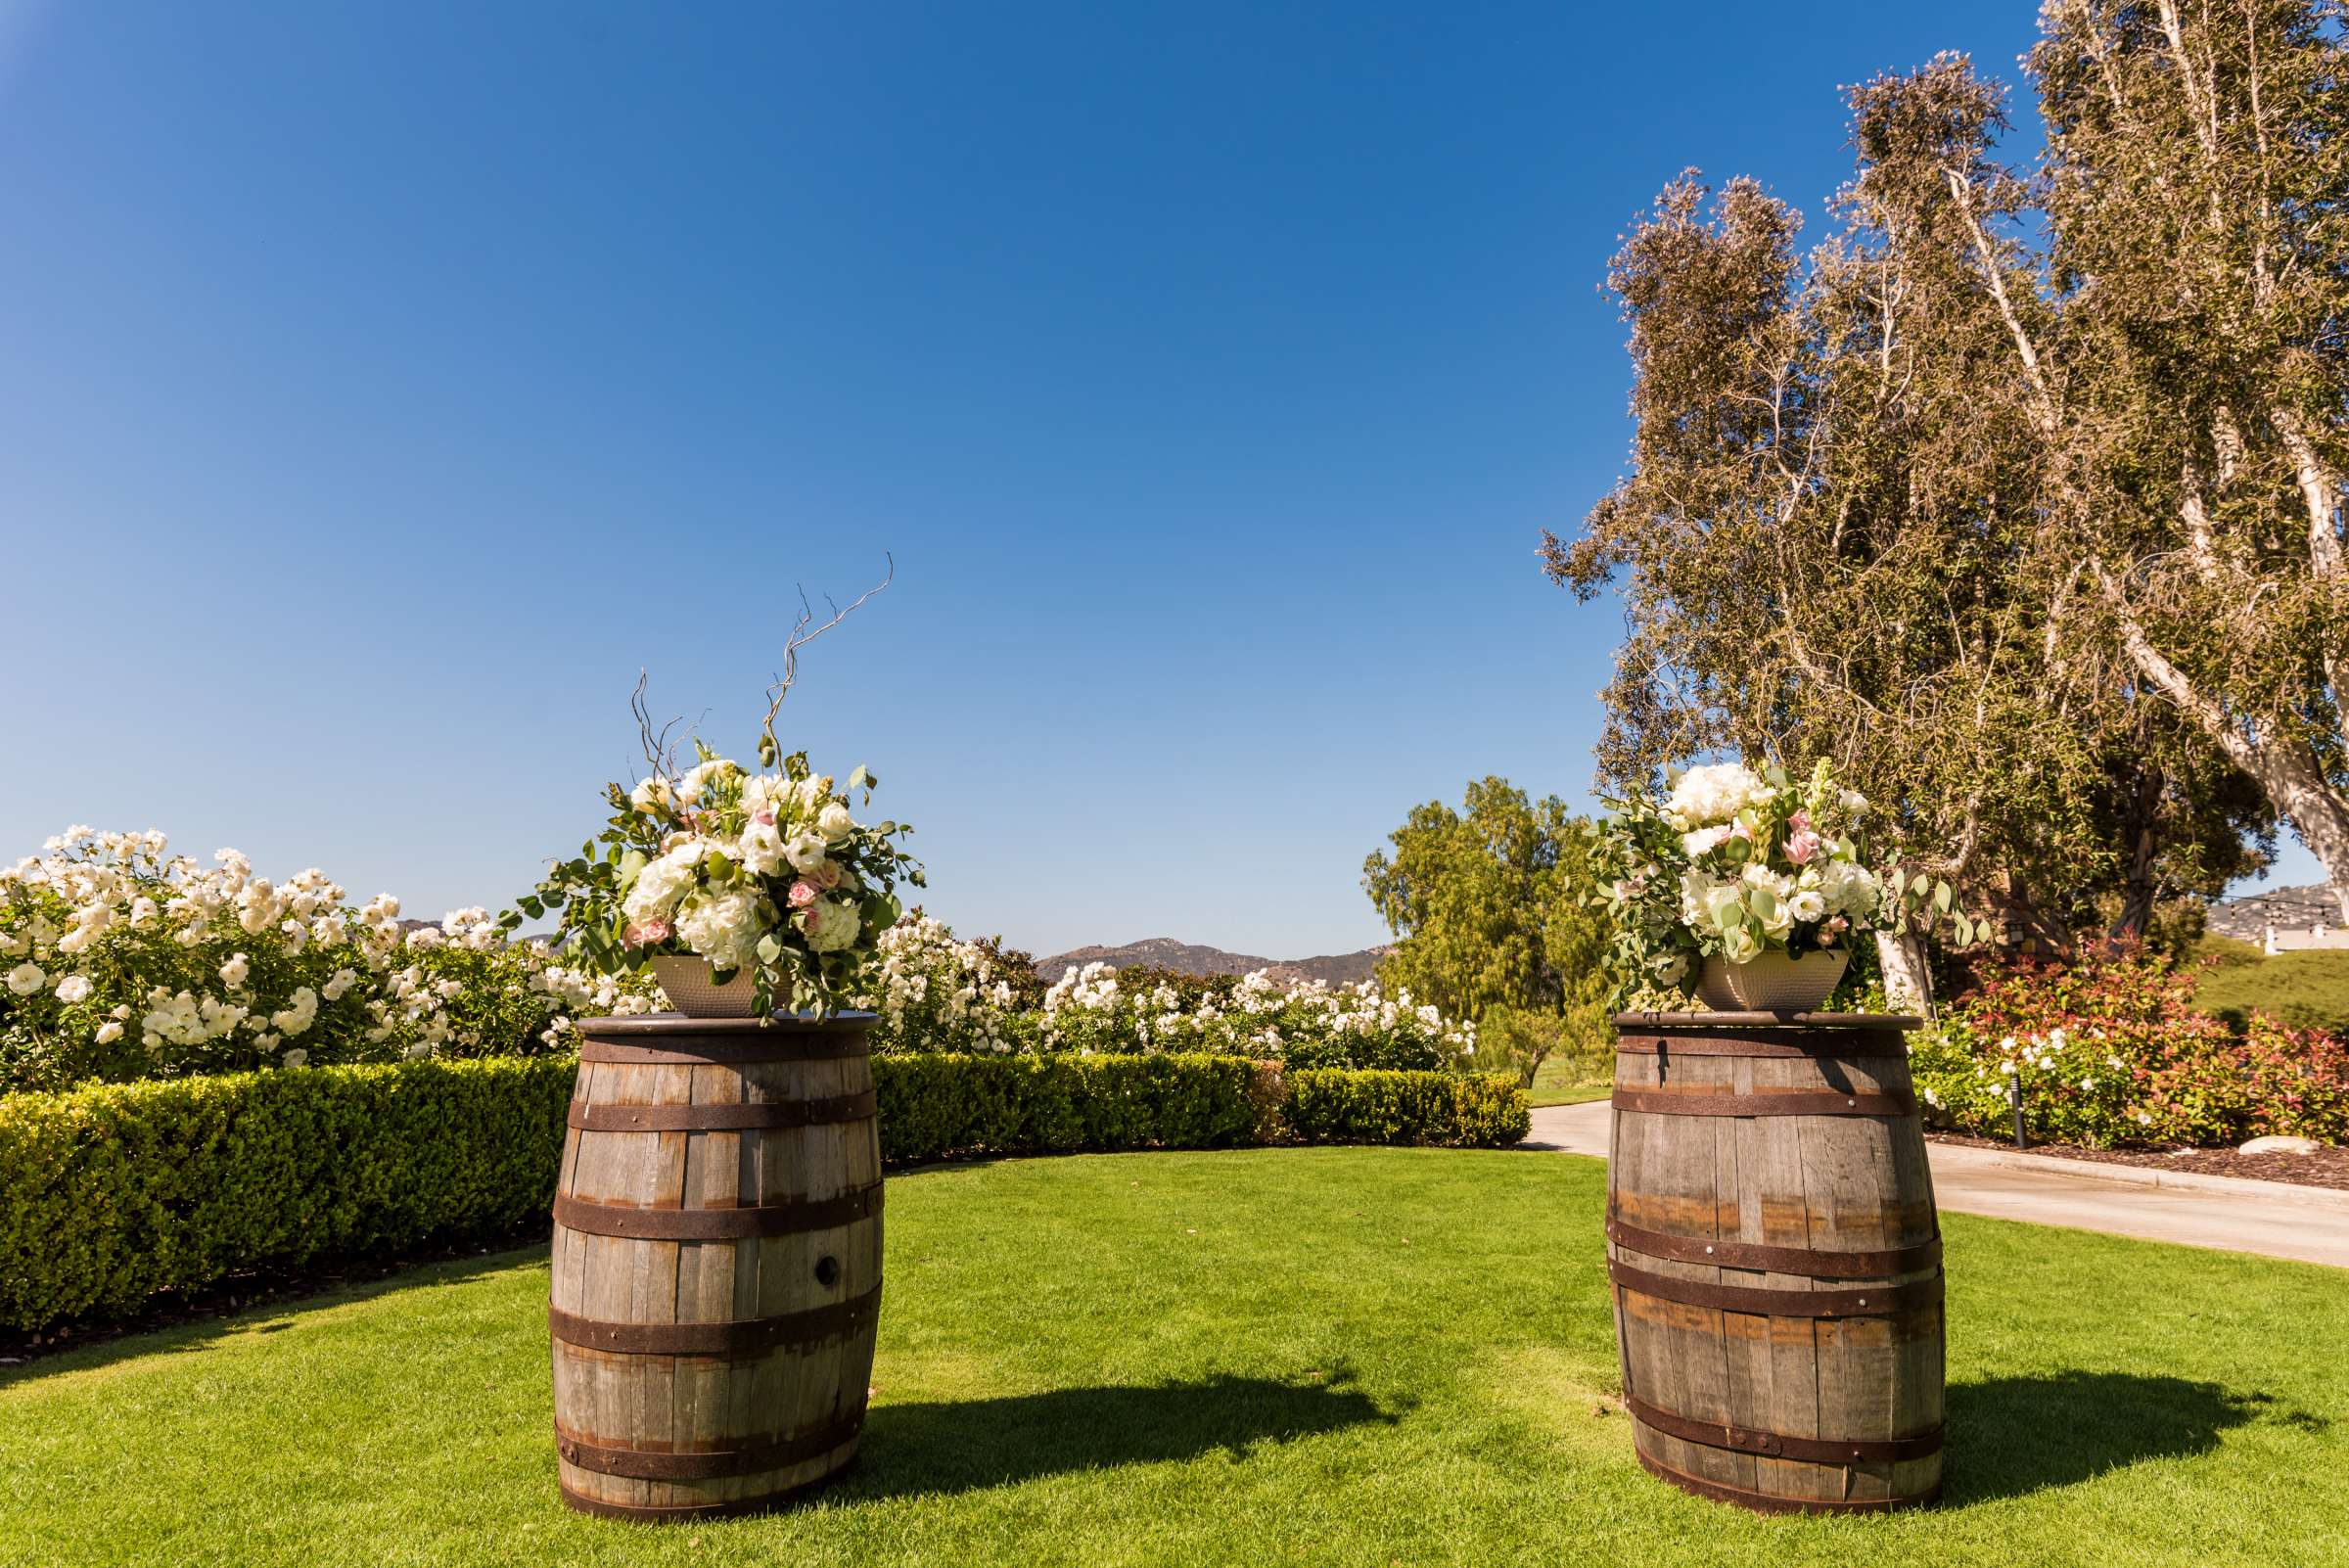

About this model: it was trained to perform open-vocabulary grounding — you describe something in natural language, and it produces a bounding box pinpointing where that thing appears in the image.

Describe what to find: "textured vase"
[1694,948,1851,1013]
[649,954,760,1018]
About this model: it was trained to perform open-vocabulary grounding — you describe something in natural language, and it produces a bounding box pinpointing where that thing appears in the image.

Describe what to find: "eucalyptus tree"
[1547,12,2313,945]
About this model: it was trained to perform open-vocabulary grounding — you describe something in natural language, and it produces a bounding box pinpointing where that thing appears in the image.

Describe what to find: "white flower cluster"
[861,918,1475,1069]
[0,828,661,1089]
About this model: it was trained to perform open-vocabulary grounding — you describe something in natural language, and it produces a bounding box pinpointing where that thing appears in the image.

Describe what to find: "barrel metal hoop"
[1605,1214,1942,1278]
[549,1283,883,1357]
[555,1406,866,1482]
[1609,1257,1942,1318]
[578,1035,871,1065]
[1624,1392,1944,1464]
[567,1091,877,1132]
[1634,1448,1941,1514]
[553,1183,883,1240]
[1614,1032,1914,1060]
[1611,1088,1916,1118]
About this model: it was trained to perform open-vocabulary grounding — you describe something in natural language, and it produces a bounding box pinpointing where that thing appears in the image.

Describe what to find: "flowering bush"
[1910,953,2349,1146]
[513,745,920,1016]
[859,917,1477,1070]
[1589,758,1965,998]
[0,828,658,1092]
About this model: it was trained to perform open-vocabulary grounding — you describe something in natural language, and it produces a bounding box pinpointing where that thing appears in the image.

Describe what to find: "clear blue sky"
[0,1,2318,958]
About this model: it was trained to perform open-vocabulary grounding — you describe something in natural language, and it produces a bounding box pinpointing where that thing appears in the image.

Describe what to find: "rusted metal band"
[549,1283,883,1356]
[1634,1447,1940,1514]
[1614,1032,1913,1059]
[578,1035,871,1064]
[556,1407,865,1482]
[1609,1257,1941,1317]
[559,1482,817,1522]
[1605,1214,1941,1278]
[567,1091,877,1131]
[1614,1011,1921,1031]
[553,1183,883,1240]
[1625,1393,1943,1464]
[1611,1088,1915,1118]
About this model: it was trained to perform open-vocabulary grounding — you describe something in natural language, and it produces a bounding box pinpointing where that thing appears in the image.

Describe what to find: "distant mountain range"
[2209,883,2338,941]
[1029,936,1391,988]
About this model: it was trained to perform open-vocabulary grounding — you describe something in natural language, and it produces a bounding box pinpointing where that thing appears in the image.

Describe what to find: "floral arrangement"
[511,746,923,1017]
[1,827,659,1090]
[1589,758,1965,998]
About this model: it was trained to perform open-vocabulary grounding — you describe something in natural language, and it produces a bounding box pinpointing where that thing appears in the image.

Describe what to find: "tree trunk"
[2110,757,2164,943]
[1876,931,1934,1016]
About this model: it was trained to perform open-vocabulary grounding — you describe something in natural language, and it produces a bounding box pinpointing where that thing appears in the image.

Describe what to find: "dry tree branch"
[630,670,693,781]
[760,554,896,763]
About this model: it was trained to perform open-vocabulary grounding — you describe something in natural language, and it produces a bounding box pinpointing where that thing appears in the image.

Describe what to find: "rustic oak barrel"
[1607,1010,1944,1514]
[551,1013,884,1521]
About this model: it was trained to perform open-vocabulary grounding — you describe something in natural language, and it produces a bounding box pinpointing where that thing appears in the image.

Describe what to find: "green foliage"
[2196,949,2349,1035]
[1362,777,1607,1042]
[1911,953,2349,1147]
[1280,1069,1531,1148]
[873,1052,1271,1162]
[2,1053,1528,1333]
[0,1057,576,1333]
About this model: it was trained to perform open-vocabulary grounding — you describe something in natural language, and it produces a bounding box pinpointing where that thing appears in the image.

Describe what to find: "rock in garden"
[2239,1134,2326,1154]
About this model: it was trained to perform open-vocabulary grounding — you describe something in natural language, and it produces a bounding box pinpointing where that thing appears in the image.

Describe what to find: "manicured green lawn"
[4,1148,2344,1568]
[1527,1054,1611,1106]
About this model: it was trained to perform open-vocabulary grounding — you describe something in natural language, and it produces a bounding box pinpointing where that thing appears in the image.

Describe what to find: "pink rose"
[809,860,846,891]
[1784,810,1822,866]
[786,879,819,909]
[753,809,776,827]
[622,917,672,947]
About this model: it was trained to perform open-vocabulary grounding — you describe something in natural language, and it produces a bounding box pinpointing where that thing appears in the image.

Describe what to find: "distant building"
[2266,923,2349,955]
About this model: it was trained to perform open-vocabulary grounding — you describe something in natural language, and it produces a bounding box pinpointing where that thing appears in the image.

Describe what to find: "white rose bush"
[1587,758,1971,1003]
[859,914,1477,1070]
[0,826,659,1091]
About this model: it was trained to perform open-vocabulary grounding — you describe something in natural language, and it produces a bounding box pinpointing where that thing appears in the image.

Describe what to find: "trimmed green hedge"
[0,1056,576,1334]
[1283,1068,1533,1148]
[0,1054,1527,1333]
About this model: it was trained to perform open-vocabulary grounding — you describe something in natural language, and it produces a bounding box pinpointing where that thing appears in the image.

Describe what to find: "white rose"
[55,973,92,1005]
[219,952,251,988]
[7,961,47,995]
[738,821,787,878]
[94,1020,124,1044]
[815,803,855,843]
[784,832,829,874]
[629,777,674,812]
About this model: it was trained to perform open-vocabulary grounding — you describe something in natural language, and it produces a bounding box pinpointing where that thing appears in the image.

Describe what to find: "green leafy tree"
[1543,26,2292,956]
[1362,778,1609,1085]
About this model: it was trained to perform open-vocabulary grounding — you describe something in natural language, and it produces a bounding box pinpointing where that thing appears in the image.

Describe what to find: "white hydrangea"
[676,888,769,973]
[1666,762,1765,827]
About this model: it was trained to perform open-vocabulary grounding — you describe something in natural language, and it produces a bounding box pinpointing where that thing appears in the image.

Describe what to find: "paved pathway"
[1527,1099,2349,1270]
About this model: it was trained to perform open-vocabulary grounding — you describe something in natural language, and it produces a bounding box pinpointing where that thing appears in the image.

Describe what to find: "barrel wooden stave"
[1608,1018,1944,1513]
[551,1024,882,1520]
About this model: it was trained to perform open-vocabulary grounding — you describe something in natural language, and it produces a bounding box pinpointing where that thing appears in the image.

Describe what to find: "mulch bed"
[1928,1132,2349,1191]
[0,1222,552,1370]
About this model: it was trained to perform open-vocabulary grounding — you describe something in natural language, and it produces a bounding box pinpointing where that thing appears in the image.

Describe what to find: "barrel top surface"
[1613,1010,1921,1031]
[576,1009,878,1038]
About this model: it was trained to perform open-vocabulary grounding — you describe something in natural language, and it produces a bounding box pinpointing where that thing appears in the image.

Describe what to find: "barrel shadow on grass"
[842,1371,1404,1499]
[1945,1370,2307,1501]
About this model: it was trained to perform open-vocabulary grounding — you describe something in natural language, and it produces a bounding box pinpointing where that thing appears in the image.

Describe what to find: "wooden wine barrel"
[550,1013,884,1521]
[1607,1011,1944,1514]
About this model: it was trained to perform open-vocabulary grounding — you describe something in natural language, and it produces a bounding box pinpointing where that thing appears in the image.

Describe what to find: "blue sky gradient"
[0,1,2319,957]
